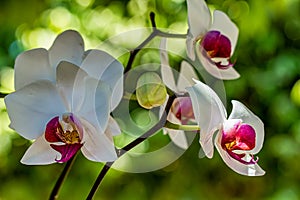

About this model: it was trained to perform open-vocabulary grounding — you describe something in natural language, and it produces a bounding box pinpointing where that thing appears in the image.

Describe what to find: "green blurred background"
[1,0,300,199]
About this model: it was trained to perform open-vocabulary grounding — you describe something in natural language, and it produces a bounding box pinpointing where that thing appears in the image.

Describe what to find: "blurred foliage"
[0,0,300,199]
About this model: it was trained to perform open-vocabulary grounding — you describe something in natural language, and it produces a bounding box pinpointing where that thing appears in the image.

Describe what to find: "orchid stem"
[164,120,200,131]
[86,162,113,200]
[0,92,8,98]
[124,12,187,73]
[123,92,137,100]
[86,95,175,200]
[49,155,77,200]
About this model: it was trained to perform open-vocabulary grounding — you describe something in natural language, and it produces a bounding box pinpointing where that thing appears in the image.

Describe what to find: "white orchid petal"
[197,47,240,80]
[187,0,211,39]
[56,61,88,111]
[167,109,181,124]
[229,100,264,154]
[76,77,111,134]
[49,30,85,69]
[177,61,198,92]
[187,80,227,132]
[166,128,189,150]
[158,95,169,119]
[4,81,66,140]
[81,119,117,162]
[166,111,188,149]
[106,116,121,136]
[186,80,226,157]
[210,10,239,55]
[186,34,196,61]
[101,62,124,111]
[80,50,124,110]
[14,48,54,90]
[198,147,206,158]
[160,38,178,93]
[21,135,59,165]
[215,136,265,176]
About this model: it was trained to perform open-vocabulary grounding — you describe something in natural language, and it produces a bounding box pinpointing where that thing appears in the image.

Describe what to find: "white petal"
[4,80,66,140]
[215,135,265,176]
[14,48,54,90]
[186,80,226,158]
[76,77,111,134]
[198,147,206,158]
[158,95,169,119]
[166,112,188,149]
[80,50,124,110]
[56,61,88,111]
[197,47,240,80]
[186,34,196,61]
[210,10,239,55]
[187,0,211,39]
[21,135,59,165]
[165,128,189,150]
[80,119,117,162]
[49,30,85,69]
[229,100,264,154]
[106,116,121,136]
[160,38,178,93]
[177,61,198,92]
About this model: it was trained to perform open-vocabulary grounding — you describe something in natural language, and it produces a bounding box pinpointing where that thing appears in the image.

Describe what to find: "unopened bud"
[136,72,167,109]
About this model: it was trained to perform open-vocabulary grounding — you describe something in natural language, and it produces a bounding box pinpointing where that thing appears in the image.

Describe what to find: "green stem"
[124,12,186,73]
[0,92,8,98]
[123,92,137,100]
[49,155,77,200]
[164,120,200,131]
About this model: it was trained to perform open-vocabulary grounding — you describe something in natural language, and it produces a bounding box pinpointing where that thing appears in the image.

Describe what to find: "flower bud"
[136,72,167,109]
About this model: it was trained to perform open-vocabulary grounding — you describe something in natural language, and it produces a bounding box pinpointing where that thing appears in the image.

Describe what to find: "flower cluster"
[2,0,266,198]
[160,0,265,176]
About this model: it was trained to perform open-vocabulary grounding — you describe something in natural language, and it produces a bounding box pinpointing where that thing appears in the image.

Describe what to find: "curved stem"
[124,12,187,73]
[0,92,8,98]
[164,120,200,131]
[86,95,175,200]
[49,155,77,200]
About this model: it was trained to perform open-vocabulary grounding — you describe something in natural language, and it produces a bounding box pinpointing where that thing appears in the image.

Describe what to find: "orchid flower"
[160,38,197,149]
[186,0,240,80]
[4,30,124,165]
[187,80,265,176]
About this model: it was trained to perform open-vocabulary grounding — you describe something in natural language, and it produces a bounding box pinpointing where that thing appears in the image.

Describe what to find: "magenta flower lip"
[201,31,231,59]
[221,120,258,165]
[45,114,83,162]
[201,30,235,70]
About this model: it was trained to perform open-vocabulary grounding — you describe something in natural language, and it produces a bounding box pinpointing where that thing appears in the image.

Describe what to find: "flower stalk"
[0,92,7,98]
[124,12,187,73]
[164,120,200,132]
[49,154,77,200]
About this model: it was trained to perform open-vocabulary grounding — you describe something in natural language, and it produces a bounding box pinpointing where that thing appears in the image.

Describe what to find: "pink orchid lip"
[221,120,258,165]
[45,113,83,163]
[171,97,195,125]
[200,30,234,69]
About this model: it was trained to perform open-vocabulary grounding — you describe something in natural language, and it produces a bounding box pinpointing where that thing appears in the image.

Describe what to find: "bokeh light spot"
[291,79,300,106]
[50,7,72,29]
